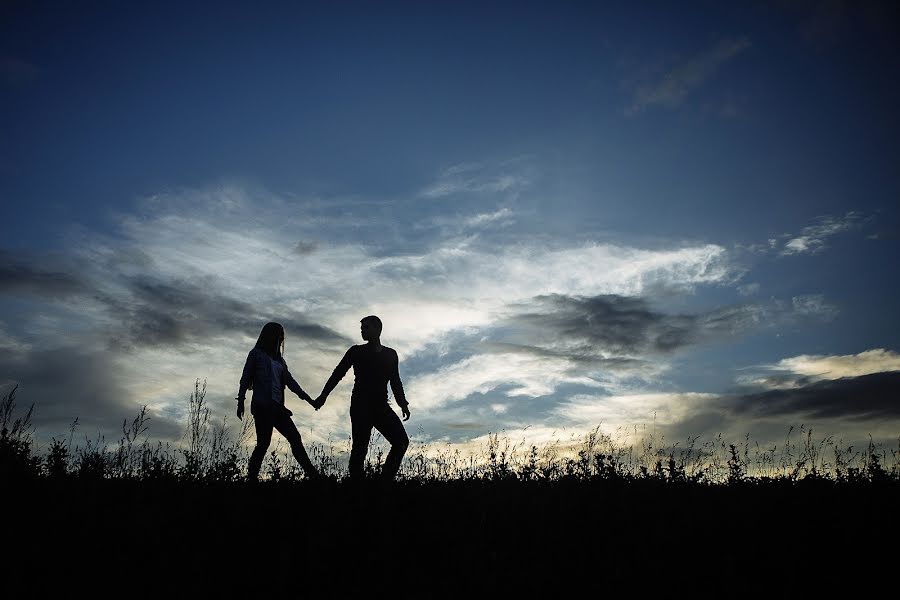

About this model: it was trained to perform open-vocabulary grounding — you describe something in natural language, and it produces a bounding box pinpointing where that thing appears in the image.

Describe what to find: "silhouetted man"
[314,315,410,479]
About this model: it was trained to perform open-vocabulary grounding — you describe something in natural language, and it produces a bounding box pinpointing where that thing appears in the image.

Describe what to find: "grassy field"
[3,382,898,597]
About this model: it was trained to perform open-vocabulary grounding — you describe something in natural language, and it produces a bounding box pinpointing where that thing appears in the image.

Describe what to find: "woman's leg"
[273,412,319,478]
[248,411,274,482]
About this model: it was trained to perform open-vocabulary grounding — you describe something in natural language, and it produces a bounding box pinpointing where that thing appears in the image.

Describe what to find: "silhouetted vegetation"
[2,382,897,596]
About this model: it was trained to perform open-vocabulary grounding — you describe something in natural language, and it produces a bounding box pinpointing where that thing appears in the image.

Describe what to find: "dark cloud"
[0,346,183,442]
[98,275,350,350]
[120,277,259,345]
[124,277,351,347]
[507,294,766,357]
[293,241,318,255]
[737,373,816,390]
[0,252,87,298]
[444,422,485,430]
[730,371,900,420]
[0,254,352,408]
[482,341,650,371]
[656,371,900,445]
[285,321,348,345]
[1,249,350,350]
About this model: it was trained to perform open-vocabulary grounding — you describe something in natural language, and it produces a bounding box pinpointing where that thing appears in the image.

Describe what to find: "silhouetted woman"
[236,322,319,481]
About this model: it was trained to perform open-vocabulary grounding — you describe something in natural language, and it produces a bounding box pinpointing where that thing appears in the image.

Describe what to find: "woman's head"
[255,322,285,359]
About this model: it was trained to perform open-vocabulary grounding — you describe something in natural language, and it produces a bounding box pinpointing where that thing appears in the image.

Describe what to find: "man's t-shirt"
[323,344,408,408]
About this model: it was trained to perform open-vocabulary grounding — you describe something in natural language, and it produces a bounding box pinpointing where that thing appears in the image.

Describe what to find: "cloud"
[503,293,827,358]
[725,348,900,434]
[736,348,900,391]
[547,367,900,451]
[415,207,516,235]
[419,161,531,199]
[0,251,87,298]
[737,283,760,296]
[407,351,604,413]
[0,182,745,447]
[0,344,184,443]
[555,392,717,431]
[104,275,347,350]
[626,37,751,115]
[0,251,349,352]
[780,211,865,256]
[791,294,838,320]
[0,326,31,354]
[293,241,318,255]
[730,371,900,421]
[771,348,900,381]
[403,291,838,421]
[463,208,514,228]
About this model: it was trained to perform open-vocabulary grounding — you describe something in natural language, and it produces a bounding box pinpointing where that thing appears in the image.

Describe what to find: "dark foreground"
[5,477,897,598]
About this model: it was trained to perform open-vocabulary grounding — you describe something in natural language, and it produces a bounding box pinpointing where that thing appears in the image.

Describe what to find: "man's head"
[360,315,383,341]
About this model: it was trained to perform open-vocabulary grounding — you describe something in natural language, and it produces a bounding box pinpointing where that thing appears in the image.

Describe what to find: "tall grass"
[1,382,897,485]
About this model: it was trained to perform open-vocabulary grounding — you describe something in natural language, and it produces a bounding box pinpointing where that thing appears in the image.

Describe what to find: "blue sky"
[2,1,899,456]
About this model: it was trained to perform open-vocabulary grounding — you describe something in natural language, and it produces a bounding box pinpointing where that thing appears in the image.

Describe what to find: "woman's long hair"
[254,322,285,360]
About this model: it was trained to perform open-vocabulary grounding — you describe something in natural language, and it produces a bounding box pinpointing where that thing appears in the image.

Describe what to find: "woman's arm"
[284,362,314,405]
[237,350,256,400]
[236,350,256,420]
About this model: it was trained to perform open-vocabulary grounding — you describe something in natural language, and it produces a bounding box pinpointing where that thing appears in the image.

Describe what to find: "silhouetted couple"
[235,316,410,482]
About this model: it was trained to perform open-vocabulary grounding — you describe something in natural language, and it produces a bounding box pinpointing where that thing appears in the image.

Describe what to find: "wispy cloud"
[780,211,866,256]
[735,212,869,258]
[626,37,751,115]
[463,207,514,228]
[419,161,531,199]
[416,206,516,234]
[790,294,838,320]
[737,282,760,296]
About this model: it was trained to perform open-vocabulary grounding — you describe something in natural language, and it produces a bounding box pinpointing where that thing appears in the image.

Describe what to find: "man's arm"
[389,349,410,421]
[315,347,354,408]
